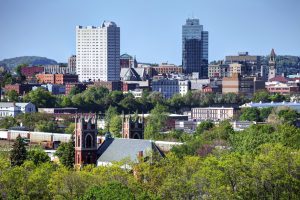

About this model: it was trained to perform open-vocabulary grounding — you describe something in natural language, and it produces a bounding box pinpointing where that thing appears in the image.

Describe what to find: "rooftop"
[97,138,164,163]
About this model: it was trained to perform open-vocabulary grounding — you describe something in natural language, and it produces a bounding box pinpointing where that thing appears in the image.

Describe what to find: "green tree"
[104,106,119,131]
[144,104,168,139]
[23,87,56,108]
[82,182,135,200]
[35,120,59,132]
[0,116,18,129]
[250,144,300,199]
[10,135,27,166]
[239,107,261,121]
[259,107,272,121]
[16,113,53,131]
[252,90,270,102]
[230,124,275,153]
[6,90,19,102]
[278,108,298,125]
[55,138,75,168]
[60,96,73,107]
[119,93,140,114]
[69,86,82,96]
[110,115,122,137]
[195,121,214,135]
[15,63,27,82]
[65,122,75,134]
[203,120,234,142]
[27,148,50,165]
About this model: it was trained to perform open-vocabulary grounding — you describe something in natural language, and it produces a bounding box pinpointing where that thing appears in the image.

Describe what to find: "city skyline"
[0,0,300,64]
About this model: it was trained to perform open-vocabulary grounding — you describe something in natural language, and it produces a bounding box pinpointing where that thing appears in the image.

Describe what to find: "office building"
[179,80,191,96]
[222,73,265,96]
[225,52,261,77]
[152,79,179,99]
[191,107,237,121]
[208,62,229,78]
[43,64,72,74]
[182,18,208,78]
[76,21,120,82]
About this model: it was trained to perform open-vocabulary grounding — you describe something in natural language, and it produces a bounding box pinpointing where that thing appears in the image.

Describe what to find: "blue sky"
[0,0,299,64]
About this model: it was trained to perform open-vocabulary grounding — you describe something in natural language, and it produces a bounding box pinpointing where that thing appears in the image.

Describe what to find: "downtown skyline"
[0,0,300,64]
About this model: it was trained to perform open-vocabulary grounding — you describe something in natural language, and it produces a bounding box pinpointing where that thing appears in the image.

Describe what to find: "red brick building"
[152,64,183,75]
[4,83,41,95]
[122,83,138,92]
[21,66,44,77]
[266,84,300,95]
[202,85,213,93]
[36,74,78,84]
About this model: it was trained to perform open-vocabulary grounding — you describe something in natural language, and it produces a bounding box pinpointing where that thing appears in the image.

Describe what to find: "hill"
[0,56,58,70]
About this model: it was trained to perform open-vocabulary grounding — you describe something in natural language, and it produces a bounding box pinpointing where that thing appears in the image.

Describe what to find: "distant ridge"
[0,56,58,70]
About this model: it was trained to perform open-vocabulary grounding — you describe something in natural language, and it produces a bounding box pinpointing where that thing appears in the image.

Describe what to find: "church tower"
[75,114,98,167]
[122,113,145,139]
[268,48,276,80]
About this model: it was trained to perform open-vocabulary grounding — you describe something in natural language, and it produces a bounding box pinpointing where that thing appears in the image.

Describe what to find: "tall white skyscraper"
[76,21,120,82]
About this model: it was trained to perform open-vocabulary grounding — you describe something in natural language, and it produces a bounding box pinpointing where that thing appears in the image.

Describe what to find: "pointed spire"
[270,48,276,62]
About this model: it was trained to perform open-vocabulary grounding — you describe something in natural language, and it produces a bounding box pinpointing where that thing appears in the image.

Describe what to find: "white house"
[0,102,36,118]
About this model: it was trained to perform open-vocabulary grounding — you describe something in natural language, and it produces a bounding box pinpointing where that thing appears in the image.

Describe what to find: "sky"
[0,0,299,64]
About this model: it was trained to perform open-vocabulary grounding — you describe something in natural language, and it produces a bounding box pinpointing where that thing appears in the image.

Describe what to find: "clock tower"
[268,48,276,80]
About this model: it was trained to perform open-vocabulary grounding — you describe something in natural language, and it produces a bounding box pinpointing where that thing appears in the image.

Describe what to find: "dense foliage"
[1,108,300,199]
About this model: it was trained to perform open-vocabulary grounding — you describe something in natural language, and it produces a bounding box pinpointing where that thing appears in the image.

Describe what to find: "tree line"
[1,120,300,199]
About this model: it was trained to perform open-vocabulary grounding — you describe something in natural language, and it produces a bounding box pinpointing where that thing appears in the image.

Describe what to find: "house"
[0,102,36,118]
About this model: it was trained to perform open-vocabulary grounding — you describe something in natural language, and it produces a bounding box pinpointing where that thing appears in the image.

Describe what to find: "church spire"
[270,48,276,62]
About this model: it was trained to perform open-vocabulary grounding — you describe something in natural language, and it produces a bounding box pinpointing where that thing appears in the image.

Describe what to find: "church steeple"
[75,114,98,168]
[270,48,276,62]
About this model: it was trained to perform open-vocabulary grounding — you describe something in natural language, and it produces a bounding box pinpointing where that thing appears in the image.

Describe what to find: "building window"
[85,134,92,148]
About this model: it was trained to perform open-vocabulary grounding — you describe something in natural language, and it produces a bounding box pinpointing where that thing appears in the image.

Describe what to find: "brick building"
[36,74,78,84]
[4,84,41,95]
[222,73,265,96]
[21,66,44,77]
[152,64,182,75]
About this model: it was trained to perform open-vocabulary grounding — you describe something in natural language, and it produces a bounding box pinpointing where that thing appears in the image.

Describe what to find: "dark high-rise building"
[182,18,208,78]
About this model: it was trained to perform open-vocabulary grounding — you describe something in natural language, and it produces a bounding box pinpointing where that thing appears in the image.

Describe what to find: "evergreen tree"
[10,135,27,166]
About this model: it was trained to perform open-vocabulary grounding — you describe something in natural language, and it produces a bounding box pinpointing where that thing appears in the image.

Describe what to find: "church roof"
[120,67,145,81]
[97,138,164,164]
[269,75,290,83]
[120,54,133,60]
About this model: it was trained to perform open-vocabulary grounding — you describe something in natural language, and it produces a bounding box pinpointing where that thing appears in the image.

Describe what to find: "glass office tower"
[182,18,208,78]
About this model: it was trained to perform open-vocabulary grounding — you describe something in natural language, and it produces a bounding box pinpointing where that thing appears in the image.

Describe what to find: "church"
[74,115,164,167]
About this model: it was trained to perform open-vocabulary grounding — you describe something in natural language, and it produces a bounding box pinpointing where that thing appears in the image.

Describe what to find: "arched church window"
[86,134,92,148]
